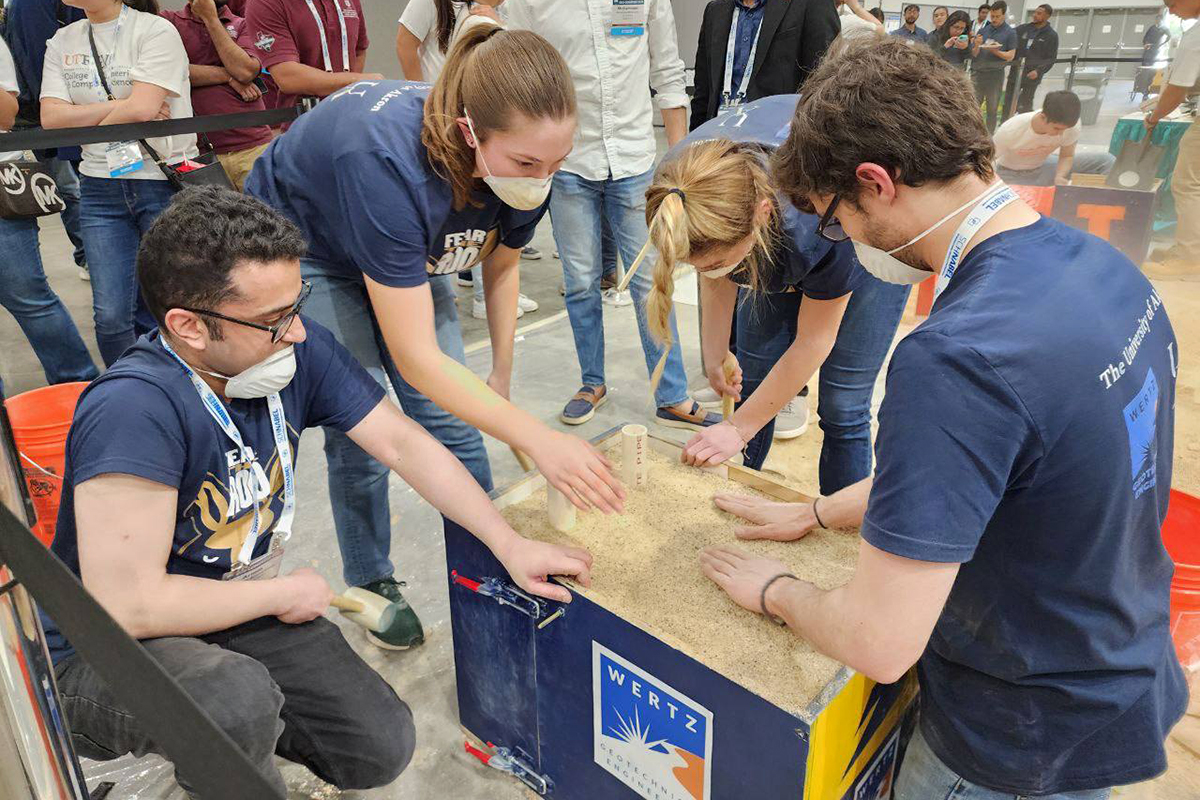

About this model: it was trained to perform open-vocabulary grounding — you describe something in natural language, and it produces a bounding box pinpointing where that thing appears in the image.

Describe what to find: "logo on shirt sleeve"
[254,32,275,52]
[1123,367,1159,498]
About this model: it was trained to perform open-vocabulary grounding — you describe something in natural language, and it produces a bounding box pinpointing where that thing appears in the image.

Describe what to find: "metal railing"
[1000,54,1174,125]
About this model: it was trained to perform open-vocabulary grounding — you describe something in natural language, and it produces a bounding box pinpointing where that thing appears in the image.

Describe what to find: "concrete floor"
[12,208,708,798]
[6,89,1197,797]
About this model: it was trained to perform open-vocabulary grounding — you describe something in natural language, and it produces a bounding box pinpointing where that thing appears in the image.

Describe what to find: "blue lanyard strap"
[160,338,296,565]
[933,183,1019,304]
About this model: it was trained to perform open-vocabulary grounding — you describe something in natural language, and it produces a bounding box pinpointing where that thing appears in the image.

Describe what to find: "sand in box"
[500,447,860,716]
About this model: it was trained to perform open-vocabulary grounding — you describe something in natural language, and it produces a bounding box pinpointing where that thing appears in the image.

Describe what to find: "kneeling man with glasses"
[40,187,594,795]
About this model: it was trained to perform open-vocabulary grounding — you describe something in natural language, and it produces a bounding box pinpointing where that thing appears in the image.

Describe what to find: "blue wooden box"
[445,429,917,800]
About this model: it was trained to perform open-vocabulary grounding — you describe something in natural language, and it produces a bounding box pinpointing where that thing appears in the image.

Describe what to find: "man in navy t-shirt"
[42,187,594,794]
[971,0,1017,132]
[700,39,1186,798]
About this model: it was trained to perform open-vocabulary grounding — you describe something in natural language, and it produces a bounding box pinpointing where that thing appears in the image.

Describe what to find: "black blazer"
[690,0,840,130]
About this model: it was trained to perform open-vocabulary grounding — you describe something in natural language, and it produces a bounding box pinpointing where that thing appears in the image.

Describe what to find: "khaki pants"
[216,141,271,192]
[1172,121,1200,262]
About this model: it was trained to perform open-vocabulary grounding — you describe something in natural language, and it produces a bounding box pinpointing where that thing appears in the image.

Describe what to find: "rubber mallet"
[330,588,404,636]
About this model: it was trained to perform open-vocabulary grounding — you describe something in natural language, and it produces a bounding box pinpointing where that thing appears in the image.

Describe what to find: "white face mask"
[464,111,553,211]
[198,346,297,399]
[849,182,1006,285]
[699,263,738,279]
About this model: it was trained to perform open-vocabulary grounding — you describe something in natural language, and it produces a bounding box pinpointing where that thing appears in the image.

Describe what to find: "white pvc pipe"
[547,483,576,532]
[621,424,649,488]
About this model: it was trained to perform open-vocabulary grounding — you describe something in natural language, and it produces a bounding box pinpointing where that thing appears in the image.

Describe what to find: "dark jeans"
[973,68,1006,133]
[0,216,98,383]
[1016,74,1043,114]
[45,157,86,267]
[55,616,415,797]
[737,276,910,494]
[78,176,177,366]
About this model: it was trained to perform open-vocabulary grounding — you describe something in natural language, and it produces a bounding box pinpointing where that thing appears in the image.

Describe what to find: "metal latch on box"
[451,570,547,620]
[464,739,551,795]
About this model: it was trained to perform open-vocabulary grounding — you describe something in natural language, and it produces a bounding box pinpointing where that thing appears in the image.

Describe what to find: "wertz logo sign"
[592,642,713,800]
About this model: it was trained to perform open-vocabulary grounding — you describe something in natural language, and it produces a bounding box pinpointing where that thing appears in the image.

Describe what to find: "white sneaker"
[602,288,632,307]
[79,266,90,282]
[456,272,473,287]
[517,293,539,313]
[773,398,809,440]
[521,246,543,260]
[693,385,723,409]
[473,299,525,320]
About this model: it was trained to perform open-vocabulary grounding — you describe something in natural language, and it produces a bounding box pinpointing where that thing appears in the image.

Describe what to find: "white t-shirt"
[0,39,22,162]
[838,6,880,40]
[1167,21,1199,92]
[398,0,479,82]
[41,8,198,180]
[992,111,1081,171]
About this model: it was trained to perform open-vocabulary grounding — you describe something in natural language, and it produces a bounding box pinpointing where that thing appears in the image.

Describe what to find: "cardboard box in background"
[1049,174,1161,266]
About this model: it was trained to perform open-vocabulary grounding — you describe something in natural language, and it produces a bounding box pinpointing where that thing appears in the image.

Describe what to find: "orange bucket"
[4,382,88,547]
[1161,489,1200,670]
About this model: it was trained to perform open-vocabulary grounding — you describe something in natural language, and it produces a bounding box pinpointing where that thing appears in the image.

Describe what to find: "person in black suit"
[690,0,840,130]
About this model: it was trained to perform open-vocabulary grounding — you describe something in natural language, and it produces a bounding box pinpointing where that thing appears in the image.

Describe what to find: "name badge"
[716,98,743,117]
[105,141,143,177]
[610,0,646,36]
[223,538,285,581]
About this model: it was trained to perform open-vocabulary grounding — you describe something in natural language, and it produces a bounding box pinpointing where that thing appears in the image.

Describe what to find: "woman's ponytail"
[641,140,780,396]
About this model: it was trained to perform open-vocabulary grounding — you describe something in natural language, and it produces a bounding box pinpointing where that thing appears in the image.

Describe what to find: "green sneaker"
[357,578,425,650]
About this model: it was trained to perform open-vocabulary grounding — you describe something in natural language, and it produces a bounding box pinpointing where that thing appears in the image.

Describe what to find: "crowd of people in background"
[0,0,1191,387]
[0,0,1192,794]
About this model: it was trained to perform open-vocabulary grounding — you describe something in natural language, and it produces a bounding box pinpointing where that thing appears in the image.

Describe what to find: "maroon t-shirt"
[244,0,369,111]
[161,5,273,154]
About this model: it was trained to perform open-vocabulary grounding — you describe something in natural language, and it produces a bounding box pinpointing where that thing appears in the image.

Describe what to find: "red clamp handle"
[451,569,483,593]
[463,739,493,765]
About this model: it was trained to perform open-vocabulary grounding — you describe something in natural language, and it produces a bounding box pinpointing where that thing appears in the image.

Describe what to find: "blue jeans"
[737,275,909,494]
[301,258,493,587]
[995,149,1117,188]
[549,169,688,408]
[896,726,1112,800]
[470,213,618,303]
[0,217,97,384]
[46,158,86,267]
[78,176,177,366]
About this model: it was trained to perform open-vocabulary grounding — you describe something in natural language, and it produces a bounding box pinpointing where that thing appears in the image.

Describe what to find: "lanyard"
[160,338,296,565]
[933,183,1019,304]
[303,0,350,73]
[90,4,128,97]
[721,5,762,108]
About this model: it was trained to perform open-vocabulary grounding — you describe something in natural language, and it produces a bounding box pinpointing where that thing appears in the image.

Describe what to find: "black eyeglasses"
[182,281,312,344]
[816,195,850,243]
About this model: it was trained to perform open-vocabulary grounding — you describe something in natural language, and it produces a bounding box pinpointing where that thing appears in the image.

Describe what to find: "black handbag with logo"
[87,25,234,192]
[0,159,67,219]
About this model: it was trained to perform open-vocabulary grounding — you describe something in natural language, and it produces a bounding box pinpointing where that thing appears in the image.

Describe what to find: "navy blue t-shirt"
[245,81,548,287]
[891,24,928,44]
[43,321,385,665]
[862,216,1187,793]
[664,94,865,299]
[973,21,1018,71]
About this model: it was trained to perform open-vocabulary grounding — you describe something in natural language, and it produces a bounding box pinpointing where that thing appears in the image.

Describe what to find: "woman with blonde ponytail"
[245,25,623,645]
[644,95,909,499]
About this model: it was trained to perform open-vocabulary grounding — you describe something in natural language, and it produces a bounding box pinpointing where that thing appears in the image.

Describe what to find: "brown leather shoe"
[560,385,608,425]
[655,400,722,431]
